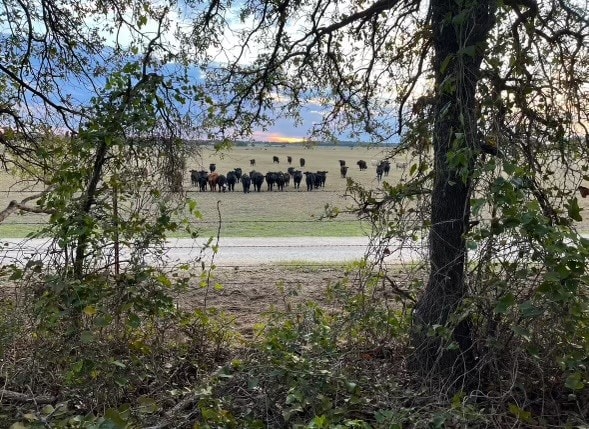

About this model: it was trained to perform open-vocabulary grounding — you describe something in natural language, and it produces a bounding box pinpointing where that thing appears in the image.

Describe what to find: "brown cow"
[207,172,220,191]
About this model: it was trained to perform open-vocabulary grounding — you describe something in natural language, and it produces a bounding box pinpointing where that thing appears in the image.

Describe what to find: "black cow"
[357,160,367,170]
[251,171,264,192]
[300,158,306,167]
[241,174,251,193]
[217,174,227,192]
[339,160,346,167]
[226,171,237,191]
[275,172,287,191]
[287,156,292,164]
[376,164,384,182]
[192,170,208,191]
[234,167,243,180]
[340,165,349,178]
[209,163,216,172]
[190,169,199,187]
[287,166,296,175]
[293,170,303,189]
[281,171,291,187]
[304,172,316,191]
[266,171,278,191]
[315,171,327,188]
[383,161,391,176]
[250,159,256,166]
[273,156,280,164]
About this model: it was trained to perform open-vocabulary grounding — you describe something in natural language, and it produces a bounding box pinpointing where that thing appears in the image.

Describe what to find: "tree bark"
[410,0,495,384]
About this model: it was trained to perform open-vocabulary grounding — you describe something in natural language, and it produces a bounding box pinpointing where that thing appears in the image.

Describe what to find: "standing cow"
[241,174,251,193]
[207,172,220,191]
[226,171,237,191]
[300,158,306,167]
[251,171,264,192]
[250,159,256,166]
[293,170,303,189]
[287,156,292,164]
[209,163,216,172]
[340,165,349,178]
[190,169,199,187]
[339,160,346,167]
[357,160,367,170]
[273,156,280,164]
[304,172,316,191]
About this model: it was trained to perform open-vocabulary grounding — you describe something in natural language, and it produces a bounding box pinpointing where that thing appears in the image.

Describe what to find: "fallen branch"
[0,389,56,404]
[0,191,54,223]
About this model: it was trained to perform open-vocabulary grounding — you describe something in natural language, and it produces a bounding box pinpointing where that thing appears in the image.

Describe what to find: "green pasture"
[0,144,400,238]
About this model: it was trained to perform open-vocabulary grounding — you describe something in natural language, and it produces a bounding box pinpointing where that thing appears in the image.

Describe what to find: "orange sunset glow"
[252,131,306,143]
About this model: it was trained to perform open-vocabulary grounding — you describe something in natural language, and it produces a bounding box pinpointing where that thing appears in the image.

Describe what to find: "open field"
[0,144,405,238]
[2,143,589,238]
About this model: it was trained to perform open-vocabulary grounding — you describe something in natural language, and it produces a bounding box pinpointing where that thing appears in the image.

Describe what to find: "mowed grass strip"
[0,145,402,238]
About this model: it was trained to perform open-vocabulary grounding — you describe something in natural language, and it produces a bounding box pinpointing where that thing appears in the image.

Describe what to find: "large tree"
[182,0,589,382]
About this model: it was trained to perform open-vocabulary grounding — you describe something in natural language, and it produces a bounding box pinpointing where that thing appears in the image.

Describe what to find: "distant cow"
[357,160,367,170]
[241,174,251,193]
[217,174,227,192]
[340,166,349,178]
[339,160,346,167]
[300,158,306,167]
[304,172,316,191]
[293,170,303,189]
[234,167,243,180]
[250,159,256,166]
[287,156,292,164]
[209,163,216,172]
[382,160,391,176]
[190,169,199,187]
[207,172,220,191]
[315,171,327,188]
[251,171,264,192]
[226,171,237,191]
[273,156,280,164]
[376,164,384,182]
[266,171,278,191]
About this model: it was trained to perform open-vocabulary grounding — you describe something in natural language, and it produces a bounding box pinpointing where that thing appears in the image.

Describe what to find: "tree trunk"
[410,0,495,384]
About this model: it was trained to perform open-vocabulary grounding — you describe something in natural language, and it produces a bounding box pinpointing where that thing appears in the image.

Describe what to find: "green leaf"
[565,372,585,390]
[494,293,515,314]
[508,403,533,422]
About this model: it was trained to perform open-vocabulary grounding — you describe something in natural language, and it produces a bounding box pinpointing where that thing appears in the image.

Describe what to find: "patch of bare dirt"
[178,265,353,337]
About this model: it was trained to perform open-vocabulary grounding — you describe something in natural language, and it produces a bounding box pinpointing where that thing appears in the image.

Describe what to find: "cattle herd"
[189,156,401,193]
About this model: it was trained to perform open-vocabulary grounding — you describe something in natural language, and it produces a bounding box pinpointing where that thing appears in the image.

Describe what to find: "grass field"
[0,144,404,238]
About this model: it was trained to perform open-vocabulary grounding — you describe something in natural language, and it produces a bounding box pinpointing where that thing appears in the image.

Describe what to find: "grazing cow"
[300,157,306,167]
[209,163,216,172]
[579,185,589,198]
[217,174,228,192]
[304,172,316,191]
[251,171,264,192]
[226,171,237,191]
[339,160,346,167]
[383,160,391,176]
[190,169,199,187]
[241,174,251,193]
[340,165,349,178]
[266,171,278,191]
[207,172,220,191]
[234,167,243,180]
[357,160,368,170]
[293,170,303,189]
[376,164,384,182]
[287,156,292,164]
[273,156,280,164]
[250,159,256,166]
[195,170,209,191]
